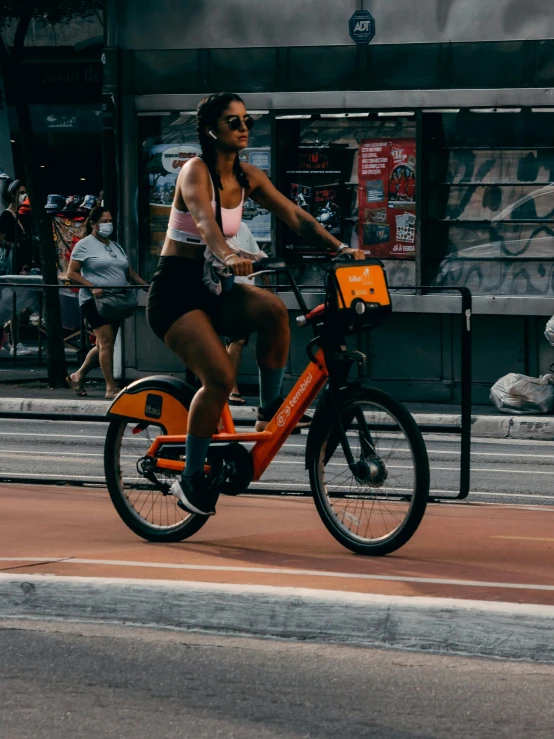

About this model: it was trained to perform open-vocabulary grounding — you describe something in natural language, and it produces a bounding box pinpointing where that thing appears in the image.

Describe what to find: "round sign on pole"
[349,9,375,45]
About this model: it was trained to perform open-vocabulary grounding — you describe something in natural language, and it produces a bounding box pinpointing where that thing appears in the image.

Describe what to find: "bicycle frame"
[147,347,329,481]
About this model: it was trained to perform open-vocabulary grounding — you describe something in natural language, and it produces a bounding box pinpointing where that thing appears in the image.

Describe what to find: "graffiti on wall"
[432,149,554,295]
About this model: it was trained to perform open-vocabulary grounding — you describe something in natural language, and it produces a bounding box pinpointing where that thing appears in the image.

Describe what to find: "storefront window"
[9,104,102,195]
[426,111,554,295]
[138,111,271,280]
[276,113,417,286]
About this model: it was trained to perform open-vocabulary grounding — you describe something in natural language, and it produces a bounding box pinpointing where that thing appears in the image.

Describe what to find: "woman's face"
[211,100,251,152]
[93,211,113,234]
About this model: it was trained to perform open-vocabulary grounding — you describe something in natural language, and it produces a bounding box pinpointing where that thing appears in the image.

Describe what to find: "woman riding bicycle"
[146,92,363,517]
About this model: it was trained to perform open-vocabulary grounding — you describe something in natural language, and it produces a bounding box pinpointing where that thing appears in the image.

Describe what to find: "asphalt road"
[1,619,554,739]
[0,418,553,506]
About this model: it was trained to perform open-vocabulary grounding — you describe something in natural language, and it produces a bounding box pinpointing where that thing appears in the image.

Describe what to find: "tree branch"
[0,32,11,66]
[12,1,35,58]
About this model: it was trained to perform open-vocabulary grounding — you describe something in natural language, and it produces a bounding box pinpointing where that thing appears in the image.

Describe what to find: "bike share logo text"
[145,393,163,419]
[276,373,313,426]
[348,267,371,283]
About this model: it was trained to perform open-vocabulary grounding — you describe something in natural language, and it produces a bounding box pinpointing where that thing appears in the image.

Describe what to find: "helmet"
[45,194,66,213]
[63,195,82,211]
[78,194,97,212]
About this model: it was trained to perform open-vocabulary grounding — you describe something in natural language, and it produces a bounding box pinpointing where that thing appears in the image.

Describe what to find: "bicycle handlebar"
[250,254,353,317]
[251,257,288,273]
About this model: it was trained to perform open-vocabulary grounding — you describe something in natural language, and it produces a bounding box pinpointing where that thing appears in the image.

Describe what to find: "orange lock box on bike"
[104,257,429,556]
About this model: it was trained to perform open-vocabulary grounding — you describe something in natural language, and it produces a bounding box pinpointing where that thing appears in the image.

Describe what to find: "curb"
[1,396,554,440]
[0,397,258,421]
[1,574,554,662]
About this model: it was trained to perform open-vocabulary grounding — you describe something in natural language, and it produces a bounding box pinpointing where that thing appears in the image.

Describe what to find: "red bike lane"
[1,483,553,607]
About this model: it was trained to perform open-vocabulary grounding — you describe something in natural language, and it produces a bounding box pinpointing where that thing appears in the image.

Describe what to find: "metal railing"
[0,280,472,501]
[0,279,148,364]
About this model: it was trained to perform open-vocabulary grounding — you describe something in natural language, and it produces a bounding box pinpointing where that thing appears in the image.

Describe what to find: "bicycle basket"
[328,259,392,328]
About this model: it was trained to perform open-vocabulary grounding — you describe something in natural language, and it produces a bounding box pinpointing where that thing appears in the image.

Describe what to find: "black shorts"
[82,299,121,333]
[146,256,227,342]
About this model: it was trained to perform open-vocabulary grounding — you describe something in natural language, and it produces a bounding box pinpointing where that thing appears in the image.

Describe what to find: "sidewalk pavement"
[1,484,554,661]
[1,382,554,439]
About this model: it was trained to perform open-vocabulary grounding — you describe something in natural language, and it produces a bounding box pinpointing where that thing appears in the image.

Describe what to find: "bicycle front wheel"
[104,419,208,543]
[309,387,429,556]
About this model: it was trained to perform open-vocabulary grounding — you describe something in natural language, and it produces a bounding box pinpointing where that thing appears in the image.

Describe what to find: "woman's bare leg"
[71,346,99,384]
[165,310,235,438]
[93,323,118,395]
[226,339,246,396]
[219,285,290,370]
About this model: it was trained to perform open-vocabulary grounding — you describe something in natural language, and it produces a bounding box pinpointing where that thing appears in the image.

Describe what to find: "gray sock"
[182,433,212,479]
[259,366,285,408]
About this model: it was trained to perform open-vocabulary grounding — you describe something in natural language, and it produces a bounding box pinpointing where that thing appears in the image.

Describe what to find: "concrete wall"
[118,0,554,50]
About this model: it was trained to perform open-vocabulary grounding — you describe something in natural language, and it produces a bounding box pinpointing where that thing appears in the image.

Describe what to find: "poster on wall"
[358,139,416,258]
[240,147,272,241]
[146,143,200,256]
[283,145,355,252]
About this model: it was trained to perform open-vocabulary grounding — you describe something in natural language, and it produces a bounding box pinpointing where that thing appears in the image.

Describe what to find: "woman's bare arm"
[179,159,252,276]
[127,265,148,286]
[66,259,104,296]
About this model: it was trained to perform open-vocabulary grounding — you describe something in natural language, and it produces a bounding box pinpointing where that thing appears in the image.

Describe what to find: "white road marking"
[0,473,106,480]
[0,432,105,440]
[252,481,554,500]
[4,450,103,457]
[0,557,553,593]
[491,536,554,543]
[284,441,554,461]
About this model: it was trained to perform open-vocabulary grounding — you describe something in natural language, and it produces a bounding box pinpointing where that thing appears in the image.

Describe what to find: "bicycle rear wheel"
[104,419,208,542]
[309,387,429,556]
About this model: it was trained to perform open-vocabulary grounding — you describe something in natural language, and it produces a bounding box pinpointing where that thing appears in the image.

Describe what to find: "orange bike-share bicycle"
[104,257,430,556]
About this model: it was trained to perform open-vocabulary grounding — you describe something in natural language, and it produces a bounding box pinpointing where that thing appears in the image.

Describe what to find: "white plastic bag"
[490,373,554,414]
[545,316,554,347]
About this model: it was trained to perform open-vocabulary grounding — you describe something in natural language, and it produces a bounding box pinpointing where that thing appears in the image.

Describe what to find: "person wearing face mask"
[0,179,34,356]
[0,179,27,273]
[66,206,147,398]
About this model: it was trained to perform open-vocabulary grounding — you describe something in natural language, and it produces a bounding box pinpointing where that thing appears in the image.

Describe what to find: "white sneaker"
[10,342,33,356]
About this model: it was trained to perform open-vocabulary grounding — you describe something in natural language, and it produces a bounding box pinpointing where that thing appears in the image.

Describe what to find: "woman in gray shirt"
[66,206,147,398]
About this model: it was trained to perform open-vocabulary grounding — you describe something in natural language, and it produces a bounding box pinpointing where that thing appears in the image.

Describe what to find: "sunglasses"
[224,115,254,132]
[104,244,118,259]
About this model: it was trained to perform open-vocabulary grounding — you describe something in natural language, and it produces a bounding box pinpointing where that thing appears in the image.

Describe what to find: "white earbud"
[208,131,218,140]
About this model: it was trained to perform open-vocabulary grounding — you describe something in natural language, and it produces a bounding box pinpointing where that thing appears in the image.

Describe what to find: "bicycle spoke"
[318,401,418,544]
[114,422,190,531]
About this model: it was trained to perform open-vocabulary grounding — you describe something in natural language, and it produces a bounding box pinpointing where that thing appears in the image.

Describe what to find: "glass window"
[210,49,277,92]
[426,111,554,296]
[276,113,417,286]
[138,111,271,280]
[9,103,102,194]
[286,47,357,92]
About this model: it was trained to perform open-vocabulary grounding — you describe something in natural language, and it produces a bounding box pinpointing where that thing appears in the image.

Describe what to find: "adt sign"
[349,9,375,45]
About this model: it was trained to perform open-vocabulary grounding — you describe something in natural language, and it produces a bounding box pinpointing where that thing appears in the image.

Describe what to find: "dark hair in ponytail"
[196,92,250,191]
[86,205,109,235]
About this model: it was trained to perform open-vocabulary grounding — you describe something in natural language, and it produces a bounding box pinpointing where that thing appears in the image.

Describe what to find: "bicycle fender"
[304,382,361,470]
[107,375,195,435]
